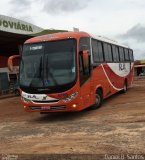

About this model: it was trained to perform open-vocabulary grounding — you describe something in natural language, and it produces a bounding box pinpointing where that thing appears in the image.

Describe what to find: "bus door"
[79,52,92,108]
[79,37,92,108]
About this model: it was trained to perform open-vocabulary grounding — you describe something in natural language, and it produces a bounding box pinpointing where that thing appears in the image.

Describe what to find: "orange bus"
[10,32,134,112]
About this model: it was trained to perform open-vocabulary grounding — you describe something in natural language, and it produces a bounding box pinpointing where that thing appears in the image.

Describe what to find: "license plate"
[41,106,50,110]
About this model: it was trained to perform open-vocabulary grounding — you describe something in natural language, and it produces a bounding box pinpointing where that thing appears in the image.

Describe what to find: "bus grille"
[30,106,66,111]
[32,100,59,104]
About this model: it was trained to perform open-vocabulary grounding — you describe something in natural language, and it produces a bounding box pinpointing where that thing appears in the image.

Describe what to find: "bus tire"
[90,89,103,110]
[122,80,127,93]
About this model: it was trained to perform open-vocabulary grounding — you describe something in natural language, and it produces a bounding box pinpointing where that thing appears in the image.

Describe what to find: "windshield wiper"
[39,56,42,78]
[45,56,58,86]
[29,56,43,87]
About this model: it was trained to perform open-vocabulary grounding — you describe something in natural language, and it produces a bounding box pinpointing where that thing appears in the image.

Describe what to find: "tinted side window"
[112,45,119,62]
[92,39,104,62]
[108,44,112,62]
[92,40,99,62]
[98,42,104,62]
[129,50,134,62]
[124,48,129,61]
[103,43,108,61]
[119,47,125,61]
[103,43,113,62]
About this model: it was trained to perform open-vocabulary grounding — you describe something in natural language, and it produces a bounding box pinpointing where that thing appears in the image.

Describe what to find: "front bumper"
[22,100,79,112]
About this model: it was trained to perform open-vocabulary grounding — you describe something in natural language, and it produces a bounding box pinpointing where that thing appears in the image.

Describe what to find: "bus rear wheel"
[90,90,103,110]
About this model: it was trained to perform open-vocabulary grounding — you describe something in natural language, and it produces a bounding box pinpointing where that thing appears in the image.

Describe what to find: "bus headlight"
[21,97,31,103]
[63,92,78,103]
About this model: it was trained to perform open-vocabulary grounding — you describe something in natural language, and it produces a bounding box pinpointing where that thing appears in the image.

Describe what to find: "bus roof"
[91,34,129,48]
[25,31,89,44]
[25,31,129,49]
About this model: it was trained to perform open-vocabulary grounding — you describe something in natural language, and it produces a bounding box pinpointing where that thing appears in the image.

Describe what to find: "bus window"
[124,48,129,61]
[129,50,134,61]
[92,39,99,62]
[103,43,113,62]
[119,47,125,62]
[92,39,104,63]
[98,42,104,62]
[112,45,119,62]
[108,44,113,62]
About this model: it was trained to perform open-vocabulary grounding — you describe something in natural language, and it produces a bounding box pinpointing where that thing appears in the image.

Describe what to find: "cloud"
[116,24,145,60]
[42,0,89,15]
[133,48,145,60]
[119,24,145,42]
[8,0,35,23]
[10,0,31,10]
[17,15,34,24]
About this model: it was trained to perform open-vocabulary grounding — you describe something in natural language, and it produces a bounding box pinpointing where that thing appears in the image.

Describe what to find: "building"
[0,14,66,73]
[134,60,145,76]
[0,15,67,93]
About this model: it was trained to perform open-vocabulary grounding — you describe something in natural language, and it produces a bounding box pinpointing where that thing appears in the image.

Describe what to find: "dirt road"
[0,78,145,159]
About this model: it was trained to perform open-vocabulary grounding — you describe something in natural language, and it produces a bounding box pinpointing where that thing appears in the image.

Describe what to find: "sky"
[0,0,145,60]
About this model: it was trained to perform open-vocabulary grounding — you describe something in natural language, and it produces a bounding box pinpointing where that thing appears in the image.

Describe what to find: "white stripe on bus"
[101,64,123,91]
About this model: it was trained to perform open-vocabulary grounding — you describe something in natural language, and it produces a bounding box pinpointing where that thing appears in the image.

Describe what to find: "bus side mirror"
[82,50,89,70]
[81,50,91,75]
[8,55,21,72]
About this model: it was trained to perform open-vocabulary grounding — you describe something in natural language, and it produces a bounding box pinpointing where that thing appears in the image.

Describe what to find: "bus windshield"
[20,39,77,94]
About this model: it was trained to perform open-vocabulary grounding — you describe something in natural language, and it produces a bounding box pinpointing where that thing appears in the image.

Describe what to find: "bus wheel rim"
[96,94,100,105]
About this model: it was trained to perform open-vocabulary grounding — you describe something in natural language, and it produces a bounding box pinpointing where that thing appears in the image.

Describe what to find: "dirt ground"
[0,78,145,159]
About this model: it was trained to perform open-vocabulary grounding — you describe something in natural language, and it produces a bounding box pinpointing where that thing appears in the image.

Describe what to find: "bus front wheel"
[90,90,103,110]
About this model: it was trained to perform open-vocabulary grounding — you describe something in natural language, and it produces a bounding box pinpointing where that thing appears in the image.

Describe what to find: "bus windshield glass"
[20,39,77,93]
